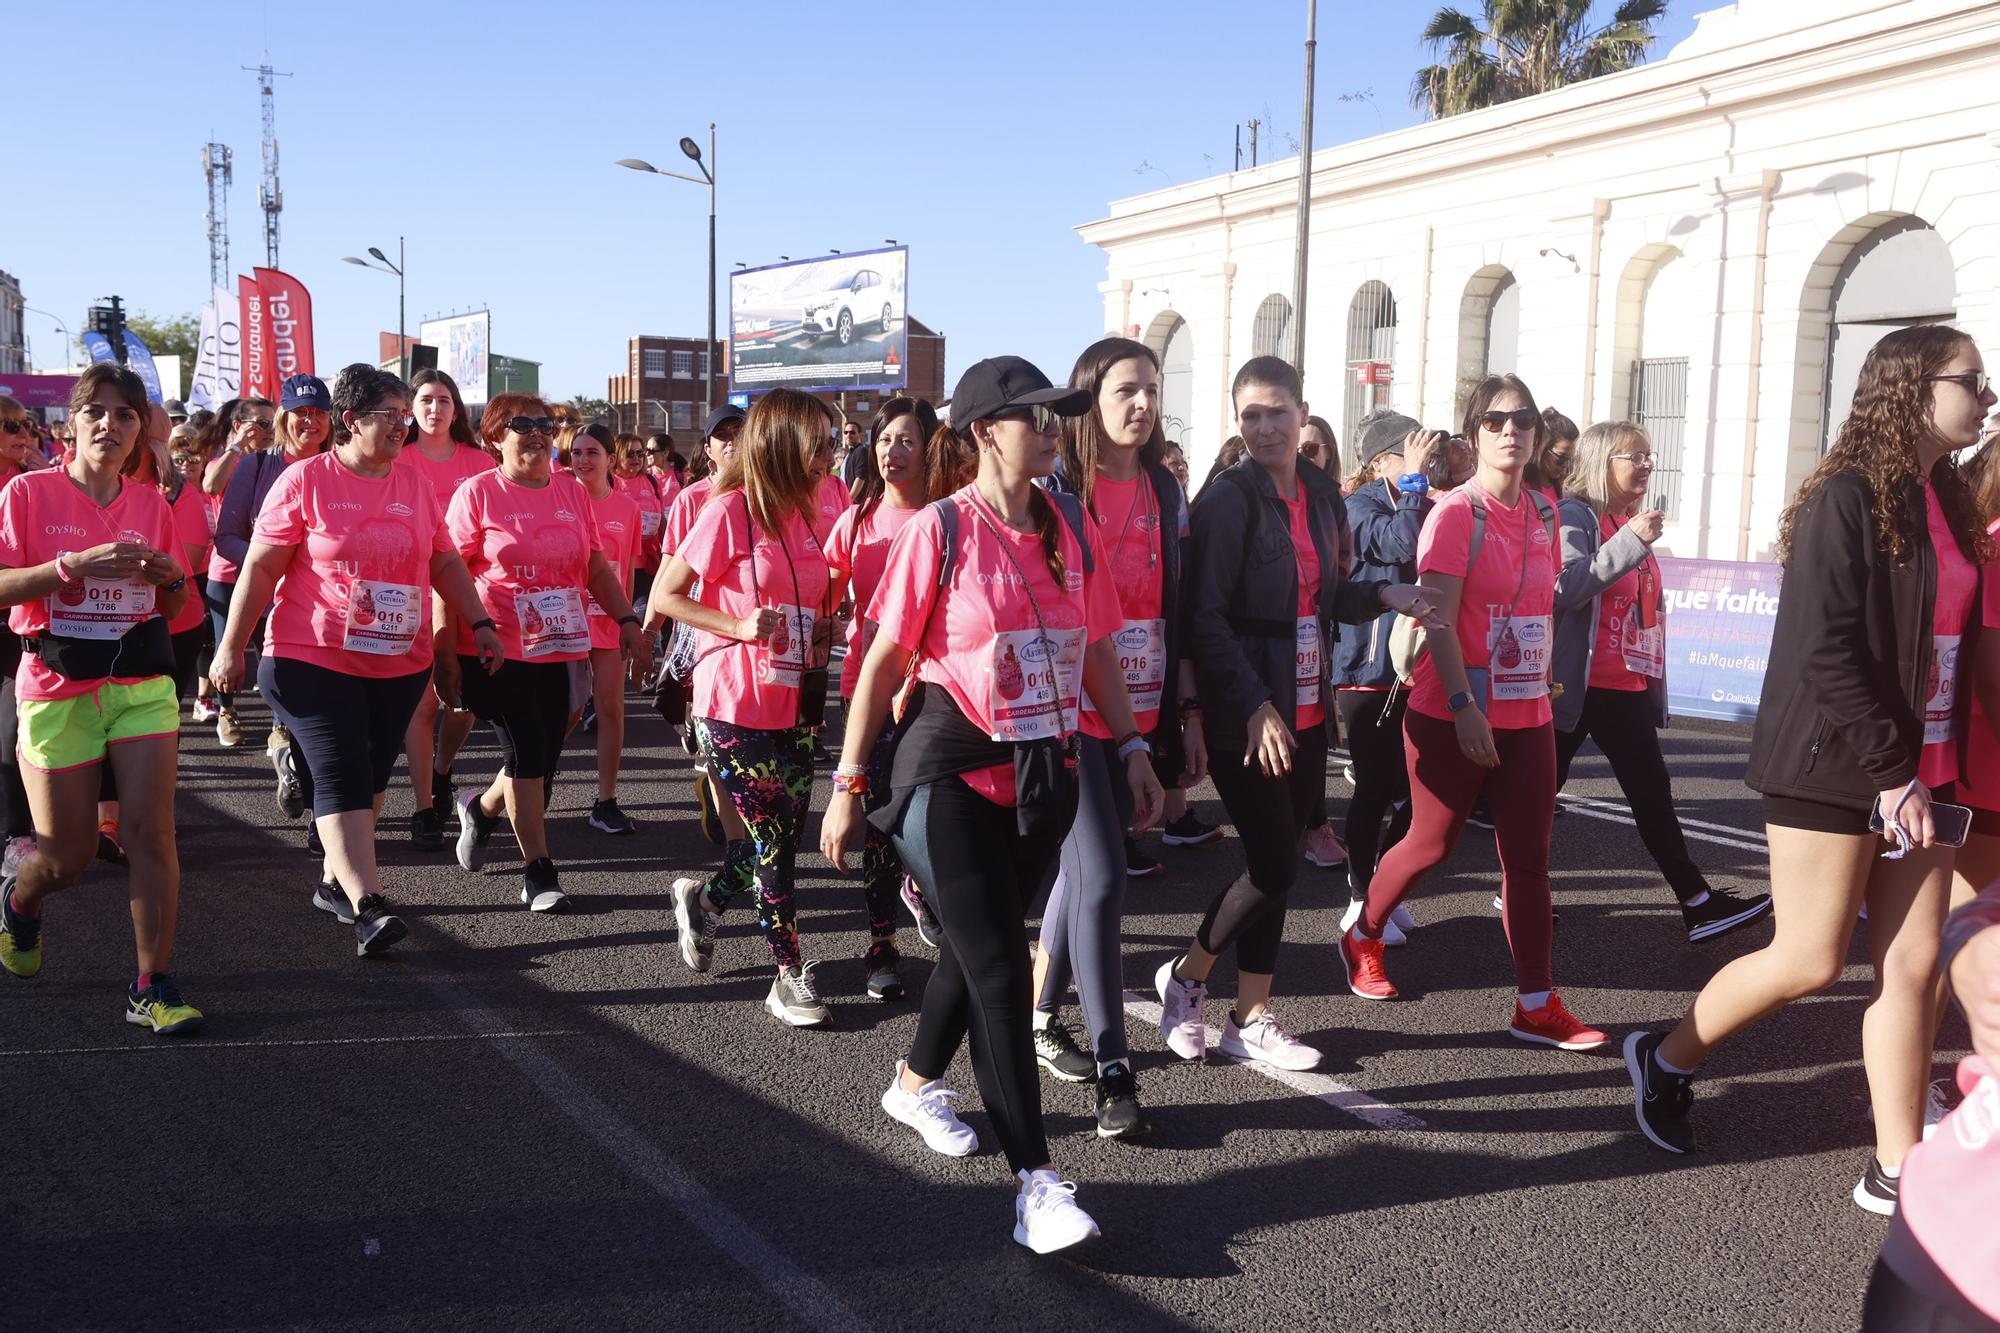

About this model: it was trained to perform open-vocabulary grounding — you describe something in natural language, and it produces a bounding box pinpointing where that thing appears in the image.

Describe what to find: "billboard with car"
[729,247,907,393]
[418,311,492,404]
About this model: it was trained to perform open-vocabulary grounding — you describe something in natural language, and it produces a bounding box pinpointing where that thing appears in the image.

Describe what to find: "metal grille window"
[1343,282,1398,447]
[672,350,694,379]
[671,401,696,432]
[1630,357,1688,520]
[1251,294,1293,360]
[699,351,711,380]
[642,349,666,377]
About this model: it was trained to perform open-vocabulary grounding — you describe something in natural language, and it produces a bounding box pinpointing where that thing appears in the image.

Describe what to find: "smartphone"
[1868,799,1974,849]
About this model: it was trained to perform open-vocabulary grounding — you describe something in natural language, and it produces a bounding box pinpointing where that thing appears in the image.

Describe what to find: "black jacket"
[1187,458,1387,753]
[1745,472,1981,805]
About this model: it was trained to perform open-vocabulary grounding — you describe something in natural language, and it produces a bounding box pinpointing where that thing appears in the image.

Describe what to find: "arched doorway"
[1144,311,1193,454]
[1820,216,1956,452]
[1343,281,1397,446]
[1456,266,1519,411]
[1251,293,1294,361]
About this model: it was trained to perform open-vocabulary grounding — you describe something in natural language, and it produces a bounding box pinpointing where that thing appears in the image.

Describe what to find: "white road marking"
[1560,792,1769,846]
[0,1030,577,1058]
[1122,991,1430,1132]
[1554,800,1769,853]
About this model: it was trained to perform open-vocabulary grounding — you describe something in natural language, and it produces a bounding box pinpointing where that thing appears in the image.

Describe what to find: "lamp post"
[22,306,73,369]
[342,237,405,377]
[1291,0,1317,379]
[617,123,718,416]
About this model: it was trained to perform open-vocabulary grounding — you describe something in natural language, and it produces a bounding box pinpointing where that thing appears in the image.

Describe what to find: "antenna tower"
[201,143,233,289]
[243,52,292,268]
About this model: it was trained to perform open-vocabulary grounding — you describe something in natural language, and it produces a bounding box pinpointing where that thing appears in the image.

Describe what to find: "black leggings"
[171,621,211,702]
[1865,1227,1992,1332]
[1338,688,1412,892]
[0,636,27,839]
[1555,685,1709,903]
[456,656,572,782]
[893,775,1063,1174]
[1197,725,1328,975]
[260,656,431,817]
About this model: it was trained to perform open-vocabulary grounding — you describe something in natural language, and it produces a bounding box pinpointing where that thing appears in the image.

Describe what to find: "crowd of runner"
[1,331,1996,1319]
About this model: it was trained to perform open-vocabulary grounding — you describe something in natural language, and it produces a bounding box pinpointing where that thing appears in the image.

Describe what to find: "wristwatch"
[162,574,187,595]
[1447,690,1475,713]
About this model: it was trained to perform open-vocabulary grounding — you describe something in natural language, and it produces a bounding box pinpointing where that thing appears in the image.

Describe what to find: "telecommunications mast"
[202,143,233,289]
[243,52,291,268]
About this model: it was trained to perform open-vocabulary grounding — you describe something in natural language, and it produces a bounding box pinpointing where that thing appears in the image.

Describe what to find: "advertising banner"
[189,284,243,410]
[729,246,907,393]
[1658,556,1783,723]
[253,267,315,382]
[239,274,271,400]
[418,311,490,403]
[81,332,117,365]
[122,332,164,403]
[0,374,81,409]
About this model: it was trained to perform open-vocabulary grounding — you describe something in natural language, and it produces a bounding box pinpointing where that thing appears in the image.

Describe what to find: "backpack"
[1388,487,1556,684]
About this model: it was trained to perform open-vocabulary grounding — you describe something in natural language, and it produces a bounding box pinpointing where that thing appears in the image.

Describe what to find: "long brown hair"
[852,397,942,525]
[1970,437,2000,527]
[1059,336,1165,516]
[1460,373,1542,447]
[409,368,481,451]
[714,388,820,536]
[1777,326,1993,566]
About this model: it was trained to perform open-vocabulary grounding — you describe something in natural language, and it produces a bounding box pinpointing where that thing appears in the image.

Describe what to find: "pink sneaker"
[1303,824,1348,868]
[1509,993,1609,1051]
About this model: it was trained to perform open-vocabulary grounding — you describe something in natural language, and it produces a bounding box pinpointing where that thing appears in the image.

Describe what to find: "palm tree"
[1411,0,1668,119]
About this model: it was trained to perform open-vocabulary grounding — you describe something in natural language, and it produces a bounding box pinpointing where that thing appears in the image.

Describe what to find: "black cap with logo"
[947,356,1090,427]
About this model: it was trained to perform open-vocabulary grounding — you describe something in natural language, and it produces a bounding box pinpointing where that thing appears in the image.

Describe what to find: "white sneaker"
[671,876,718,973]
[881,1060,978,1157]
[191,697,218,724]
[1390,904,1416,932]
[1013,1169,1100,1254]
[1154,959,1207,1060]
[1337,896,1408,947]
[1219,1010,1322,1071]
[1,835,36,879]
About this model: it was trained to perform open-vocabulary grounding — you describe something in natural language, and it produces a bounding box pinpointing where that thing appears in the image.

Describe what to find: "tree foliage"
[1411,0,1667,119]
[568,394,612,422]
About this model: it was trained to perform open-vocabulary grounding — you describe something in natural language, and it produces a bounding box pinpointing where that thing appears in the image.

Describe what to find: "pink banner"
[253,266,315,382]
[239,274,271,400]
[0,373,81,409]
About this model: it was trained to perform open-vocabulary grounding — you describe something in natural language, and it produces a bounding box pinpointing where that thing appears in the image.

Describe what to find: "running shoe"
[1337,895,1408,948]
[1013,1169,1100,1254]
[274,743,307,819]
[1155,959,1208,1060]
[1339,927,1398,1001]
[880,1059,977,1157]
[766,963,831,1027]
[190,697,218,725]
[125,973,204,1035]
[1466,800,1495,830]
[432,770,455,813]
[1,835,35,879]
[693,771,724,846]
[1682,887,1773,943]
[96,819,126,865]
[587,798,638,835]
[579,698,597,734]
[353,893,407,956]
[312,880,355,923]
[1219,1010,1322,1071]
[521,859,569,913]
[0,880,42,978]
[671,877,718,972]
[864,950,905,1002]
[1623,1030,1695,1154]
[305,822,324,858]
[1160,813,1223,847]
[1342,761,1357,786]
[1853,1157,1900,1216]
[216,706,246,748]
[1492,893,1561,924]
[1094,1062,1150,1139]
[1509,993,1608,1050]
[1034,1016,1096,1083]
[409,807,444,851]
[454,789,498,872]
[1125,840,1163,880]
[901,877,941,951]
[1865,1077,1956,1140]
[1303,824,1348,868]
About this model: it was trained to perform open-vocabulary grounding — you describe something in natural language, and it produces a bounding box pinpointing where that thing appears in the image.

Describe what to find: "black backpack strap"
[1045,489,1095,575]
[1146,462,1181,586]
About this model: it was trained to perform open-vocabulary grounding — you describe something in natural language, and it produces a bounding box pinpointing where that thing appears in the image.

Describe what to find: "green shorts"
[18,676,181,772]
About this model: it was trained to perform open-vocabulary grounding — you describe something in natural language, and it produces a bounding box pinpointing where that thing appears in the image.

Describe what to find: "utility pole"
[202,143,233,290]
[243,53,292,268]
[1291,0,1317,378]
[1247,118,1262,168]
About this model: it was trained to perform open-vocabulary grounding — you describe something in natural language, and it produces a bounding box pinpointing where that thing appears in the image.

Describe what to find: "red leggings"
[1361,709,1556,994]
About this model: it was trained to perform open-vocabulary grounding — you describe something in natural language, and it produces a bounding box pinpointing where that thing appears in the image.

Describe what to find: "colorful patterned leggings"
[694,717,815,969]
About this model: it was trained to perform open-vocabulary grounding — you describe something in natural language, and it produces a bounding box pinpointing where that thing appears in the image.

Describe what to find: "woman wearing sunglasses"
[1627,329,1993,1217]
[612,432,666,613]
[568,424,643,836]
[1341,374,1610,1052]
[442,395,649,911]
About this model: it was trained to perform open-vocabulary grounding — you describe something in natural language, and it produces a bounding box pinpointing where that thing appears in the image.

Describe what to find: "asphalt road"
[10,696,1933,1332]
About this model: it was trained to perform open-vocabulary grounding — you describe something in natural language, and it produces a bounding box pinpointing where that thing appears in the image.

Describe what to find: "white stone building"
[1076,0,2000,560]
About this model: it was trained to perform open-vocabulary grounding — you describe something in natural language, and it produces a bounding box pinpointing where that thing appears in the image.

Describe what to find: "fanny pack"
[1011,732,1080,842]
[26,616,175,683]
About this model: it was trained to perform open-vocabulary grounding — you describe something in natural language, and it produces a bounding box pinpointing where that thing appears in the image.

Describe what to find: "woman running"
[443,394,649,910]
[0,397,39,875]
[821,355,1161,1253]
[1339,373,1611,1053]
[0,365,198,1033]
[569,424,642,835]
[212,364,501,957]
[198,394,279,747]
[1625,328,1993,1216]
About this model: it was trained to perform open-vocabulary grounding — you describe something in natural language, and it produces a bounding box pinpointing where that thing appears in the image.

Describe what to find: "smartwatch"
[471,618,498,634]
[1446,690,1475,713]
[617,614,641,628]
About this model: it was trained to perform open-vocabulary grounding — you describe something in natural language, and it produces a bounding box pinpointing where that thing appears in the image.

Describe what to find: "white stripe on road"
[0,1029,577,1058]
[1559,792,1769,846]
[1122,991,1430,1132]
[1554,799,1770,853]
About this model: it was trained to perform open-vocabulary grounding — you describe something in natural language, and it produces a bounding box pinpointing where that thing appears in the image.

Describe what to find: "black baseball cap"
[948,356,1089,427]
[704,404,746,437]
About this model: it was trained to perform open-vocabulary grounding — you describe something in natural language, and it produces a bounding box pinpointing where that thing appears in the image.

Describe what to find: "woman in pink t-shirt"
[397,368,496,852]
[213,365,501,957]
[820,356,1163,1255]
[655,390,837,1025]
[568,424,644,836]
[1952,441,2000,908]
[1342,374,1610,1053]
[442,394,649,913]
[612,433,665,595]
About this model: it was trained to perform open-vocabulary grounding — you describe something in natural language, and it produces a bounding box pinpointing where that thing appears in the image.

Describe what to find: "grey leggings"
[1035,735,1132,1064]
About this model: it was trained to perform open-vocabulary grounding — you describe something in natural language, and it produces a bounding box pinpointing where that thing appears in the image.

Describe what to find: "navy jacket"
[1333,478,1432,689]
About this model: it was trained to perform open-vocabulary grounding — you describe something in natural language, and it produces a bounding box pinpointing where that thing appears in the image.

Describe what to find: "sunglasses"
[508,417,560,437]
[991,404,1062,435]
[0,420,29,437]
[1476,408,1541,434]
[1925,371,1993,396]
[647,445,671,454]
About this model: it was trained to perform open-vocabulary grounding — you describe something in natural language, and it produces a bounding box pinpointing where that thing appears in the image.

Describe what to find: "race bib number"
[49,575,154,641]
[1295,616,1322,709]
[989,626,1086,742]
[1487,614,1551,701]
[1621,620,1665,679]
[514,587,589,659]
[1082,618,1167,718]
[639,509,662,538]
[1925,634,1961,745]
[760,603,814,688]
[587,561,623,618]
[341,579,421,656]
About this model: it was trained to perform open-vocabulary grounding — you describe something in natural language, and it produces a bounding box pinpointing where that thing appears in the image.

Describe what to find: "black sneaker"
[588,798,638,835]
[1623,1030,1695,1154]
[1466,800,1495,830]
[353,893,407,957]
[1094,1062,1150,1139]
[1853,1156,1899,1216]
[1125,839,1163,880]
[580,699,597,734]
[274,744,307,819]
[409,806,444,851]
[455,790,498,871]
[1160,812,1224,847]
[313,881,356,923]
[864,947,905,1001]
[305,822,324,858]
[1683,887,1773,943]
[1034,1017,1096,1083]
[521,858,569,912]
[432,770,455,812]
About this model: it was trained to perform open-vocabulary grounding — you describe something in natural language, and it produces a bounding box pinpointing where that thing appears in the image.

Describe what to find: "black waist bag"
[28,615,175,683]
[1012,732,1080,842]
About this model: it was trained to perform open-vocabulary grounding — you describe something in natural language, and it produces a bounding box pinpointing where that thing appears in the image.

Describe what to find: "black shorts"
[1764,784,1959,837]
[455,656,572,781]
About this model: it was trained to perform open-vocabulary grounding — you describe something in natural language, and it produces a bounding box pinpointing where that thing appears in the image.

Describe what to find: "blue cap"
[280,374,330,412]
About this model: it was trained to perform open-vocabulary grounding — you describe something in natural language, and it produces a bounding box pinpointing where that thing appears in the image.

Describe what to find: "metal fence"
[1630,356,1687,519]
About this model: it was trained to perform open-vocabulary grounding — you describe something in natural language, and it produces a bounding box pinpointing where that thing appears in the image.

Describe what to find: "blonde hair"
[714,388,823,536]
[1564,420,1650,516]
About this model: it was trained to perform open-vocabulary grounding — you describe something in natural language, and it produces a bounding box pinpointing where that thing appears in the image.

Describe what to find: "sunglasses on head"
[991,404,1061,435]
[1476,408,1541,433]
[508,417,560,437]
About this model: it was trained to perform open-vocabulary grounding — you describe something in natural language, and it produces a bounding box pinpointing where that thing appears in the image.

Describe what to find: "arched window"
[1456,266,1519,411]
[1343,281,1397,446]
[1822,217,1955,453]
[1251,294,1294,361]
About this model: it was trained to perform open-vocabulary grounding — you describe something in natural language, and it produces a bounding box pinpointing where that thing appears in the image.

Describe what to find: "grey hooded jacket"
[1550,496,1668,733]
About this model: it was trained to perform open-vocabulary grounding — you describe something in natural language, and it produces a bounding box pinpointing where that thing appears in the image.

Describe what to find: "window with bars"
[672,351,694,379]
[671,401,695,432]
[1250,294,1293,360]
[642,349,666,377]
[1342,281,1398,447]
[1629,357,1688,520]
[698,351,711,380]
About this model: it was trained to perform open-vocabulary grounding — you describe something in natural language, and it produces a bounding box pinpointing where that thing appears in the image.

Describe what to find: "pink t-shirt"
[823,500,921,698]
[1920,485,1981,787]
[869,485,1123,804]
[678,488,831,731]
[1587,513,1659,693]
[166,484,211,635]
[583,484,641,651]
[657,470,685,512]
[253,452,451,676]
[1080,472,1184,739]
[445,469,601,663]
[1282,484,1326,732]
[662,477,715,557]
[398,441,497,515]
[616,472,666,571]
[1895,1056,2000,1323]
[0,470,179,701]
[1960,520,2000,814]
[813,473,852,540]
[1411,482,1558,730]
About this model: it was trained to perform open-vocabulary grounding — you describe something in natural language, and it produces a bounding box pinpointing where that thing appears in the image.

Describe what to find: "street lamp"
[342,237,406,377]
[22,306,72,369]
[617,122,718,415]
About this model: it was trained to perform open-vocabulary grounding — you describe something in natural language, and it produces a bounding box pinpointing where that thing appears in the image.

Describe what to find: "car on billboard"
[800,268,895,347]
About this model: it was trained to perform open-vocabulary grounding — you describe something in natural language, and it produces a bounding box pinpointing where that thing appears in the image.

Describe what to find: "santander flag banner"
[239,274,271,400]
[252,267,316,385]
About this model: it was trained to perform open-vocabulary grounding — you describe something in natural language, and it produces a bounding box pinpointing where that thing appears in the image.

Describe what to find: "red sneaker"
[1339,928,1398,1001]
[1509,992,1609,1051]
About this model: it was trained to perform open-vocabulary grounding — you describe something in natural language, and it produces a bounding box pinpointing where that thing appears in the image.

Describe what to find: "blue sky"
[10,1,1700,402]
